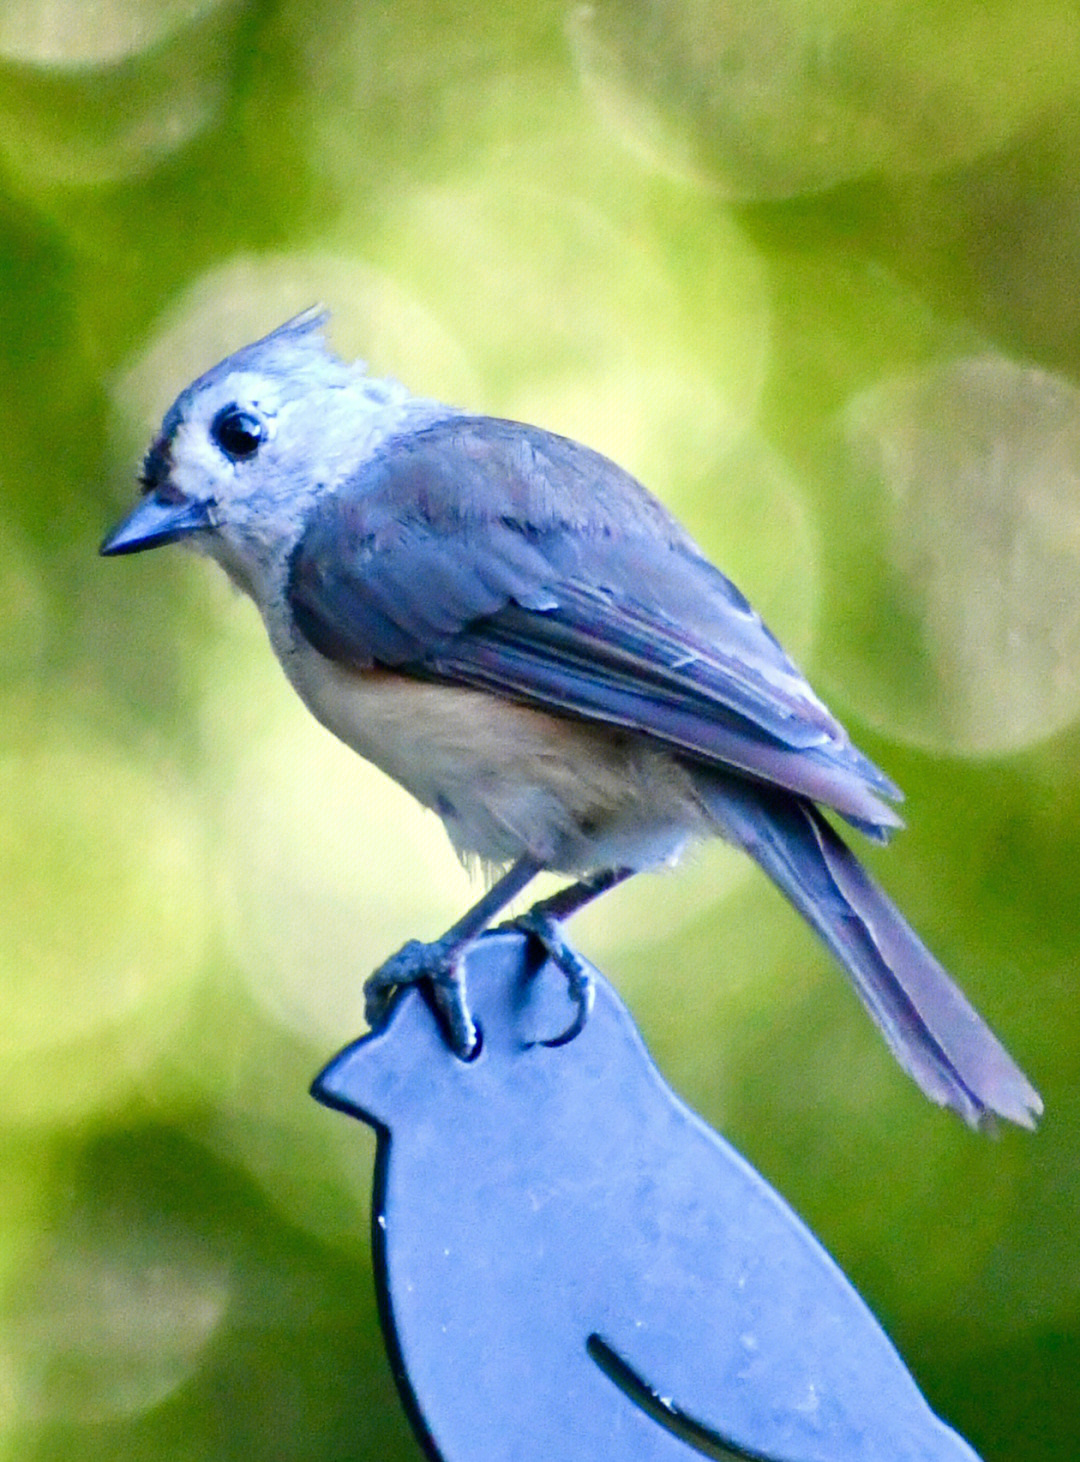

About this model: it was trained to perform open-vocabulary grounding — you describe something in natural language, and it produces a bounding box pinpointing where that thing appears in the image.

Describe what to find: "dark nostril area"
[139,438,173,493]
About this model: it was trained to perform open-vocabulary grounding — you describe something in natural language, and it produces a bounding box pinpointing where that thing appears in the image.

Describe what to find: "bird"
[101,308,1041,1131]
[312,933,987,1462]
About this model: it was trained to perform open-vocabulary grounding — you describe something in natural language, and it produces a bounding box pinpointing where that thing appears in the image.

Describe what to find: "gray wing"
[286,416,901,833]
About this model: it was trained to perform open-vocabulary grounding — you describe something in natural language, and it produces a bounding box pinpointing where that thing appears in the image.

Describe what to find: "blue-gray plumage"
[101,310,1041,1131]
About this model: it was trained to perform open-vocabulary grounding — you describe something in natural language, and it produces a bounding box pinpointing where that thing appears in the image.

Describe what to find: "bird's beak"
[99,491,215,556]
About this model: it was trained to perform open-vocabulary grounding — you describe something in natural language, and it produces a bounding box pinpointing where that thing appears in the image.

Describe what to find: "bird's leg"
[364,854,544,1057]
[505,867,637,1047]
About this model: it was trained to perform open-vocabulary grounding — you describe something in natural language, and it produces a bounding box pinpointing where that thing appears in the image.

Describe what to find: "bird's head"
[100,309,416,600]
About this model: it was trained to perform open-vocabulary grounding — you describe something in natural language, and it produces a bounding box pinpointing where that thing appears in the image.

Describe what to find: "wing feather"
[287,416,901,832]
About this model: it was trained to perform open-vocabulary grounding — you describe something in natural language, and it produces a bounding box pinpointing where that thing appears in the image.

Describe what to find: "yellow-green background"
[3,2,1078,1458]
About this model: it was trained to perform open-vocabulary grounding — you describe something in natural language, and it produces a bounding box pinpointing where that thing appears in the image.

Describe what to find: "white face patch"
[159,351,450,618]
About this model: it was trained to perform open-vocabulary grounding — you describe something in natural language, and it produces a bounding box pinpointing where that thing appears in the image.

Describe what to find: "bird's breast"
[275,633,710,874]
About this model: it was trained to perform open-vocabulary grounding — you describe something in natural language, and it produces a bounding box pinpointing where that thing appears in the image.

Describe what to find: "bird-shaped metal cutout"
[312,931,982,1462]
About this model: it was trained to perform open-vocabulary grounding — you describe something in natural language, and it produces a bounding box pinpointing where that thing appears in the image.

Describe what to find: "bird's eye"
[211,405,265,460]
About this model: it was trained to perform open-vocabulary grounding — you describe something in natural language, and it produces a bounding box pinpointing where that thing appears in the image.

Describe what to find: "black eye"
[211,405,265,460]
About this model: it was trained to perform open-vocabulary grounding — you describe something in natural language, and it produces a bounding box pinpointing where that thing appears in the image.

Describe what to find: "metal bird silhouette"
[313,931,984,1462]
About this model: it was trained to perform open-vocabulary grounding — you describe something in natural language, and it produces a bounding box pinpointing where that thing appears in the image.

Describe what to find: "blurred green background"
[2,1,1078,1458]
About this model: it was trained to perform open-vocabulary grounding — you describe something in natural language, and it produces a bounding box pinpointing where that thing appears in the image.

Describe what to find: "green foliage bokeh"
[2,2,1078,1459]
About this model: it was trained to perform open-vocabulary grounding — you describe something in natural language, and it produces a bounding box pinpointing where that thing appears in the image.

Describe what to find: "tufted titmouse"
[102,310,1040,1130]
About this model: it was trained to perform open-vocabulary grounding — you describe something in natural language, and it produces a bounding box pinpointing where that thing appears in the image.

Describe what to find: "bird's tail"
[703,779,1042,1131]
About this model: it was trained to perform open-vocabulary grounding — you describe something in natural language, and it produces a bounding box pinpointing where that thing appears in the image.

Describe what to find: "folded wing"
[287,415,901,834]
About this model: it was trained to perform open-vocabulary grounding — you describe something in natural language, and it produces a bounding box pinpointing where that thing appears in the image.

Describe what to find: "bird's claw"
[504,909,595,1047]
[365,903,594,1058]
[364,938,479,1060]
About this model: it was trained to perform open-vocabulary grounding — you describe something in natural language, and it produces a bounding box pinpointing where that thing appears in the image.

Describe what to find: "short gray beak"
[100,492,214,556]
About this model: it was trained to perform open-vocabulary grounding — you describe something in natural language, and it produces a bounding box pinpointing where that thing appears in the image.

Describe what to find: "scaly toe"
[427,968,480,1061]
[363,937,479,1059]
[363,939,433,1024]
[504,910,595,1047]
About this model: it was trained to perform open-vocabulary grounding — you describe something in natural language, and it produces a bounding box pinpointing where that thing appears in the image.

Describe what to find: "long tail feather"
[705,779,1042,1131]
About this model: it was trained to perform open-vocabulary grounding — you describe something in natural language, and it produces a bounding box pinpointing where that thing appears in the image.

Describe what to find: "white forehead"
[158,311,370,435]
[152,313,455,508]
[163,364,447,509]
[180,368,290,423]
[168,361,417,433]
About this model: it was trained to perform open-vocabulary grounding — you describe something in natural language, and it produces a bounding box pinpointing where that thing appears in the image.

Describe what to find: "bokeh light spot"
[839,356,1080,754]
[112,251,482,454]
[0,720,210,1124]
[0,1,243,185]
[0,0,231,66]
[570,0,1080,199]
[4,1240,228,1424]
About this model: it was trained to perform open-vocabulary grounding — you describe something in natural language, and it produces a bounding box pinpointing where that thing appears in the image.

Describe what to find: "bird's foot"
[364,938,479,1059]
[504,908,595,1047]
